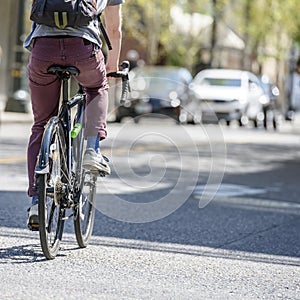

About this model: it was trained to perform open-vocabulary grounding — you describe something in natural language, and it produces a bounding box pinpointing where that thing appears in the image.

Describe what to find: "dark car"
[115,66,201,123]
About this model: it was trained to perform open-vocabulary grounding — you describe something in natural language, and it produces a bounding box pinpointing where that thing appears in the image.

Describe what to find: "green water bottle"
[71,123,82,138]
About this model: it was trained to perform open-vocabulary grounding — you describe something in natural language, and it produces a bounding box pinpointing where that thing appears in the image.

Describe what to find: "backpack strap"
[98,15,112,50]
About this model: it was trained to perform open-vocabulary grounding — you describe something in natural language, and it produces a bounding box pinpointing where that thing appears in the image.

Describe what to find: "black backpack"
[30,0,105,29]
[30,0,112,49]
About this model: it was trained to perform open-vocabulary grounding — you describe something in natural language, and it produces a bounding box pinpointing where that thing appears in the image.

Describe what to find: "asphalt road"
[0,117,299,299]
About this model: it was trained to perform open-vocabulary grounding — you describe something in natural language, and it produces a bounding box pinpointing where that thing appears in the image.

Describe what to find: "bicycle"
[34,61,130,260]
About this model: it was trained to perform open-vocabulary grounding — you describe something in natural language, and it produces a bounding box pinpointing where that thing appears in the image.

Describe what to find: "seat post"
[47,65,80,103]
[62,78,69,103]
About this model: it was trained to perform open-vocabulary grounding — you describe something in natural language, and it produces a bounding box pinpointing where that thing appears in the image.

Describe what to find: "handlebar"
[107,61,131,104]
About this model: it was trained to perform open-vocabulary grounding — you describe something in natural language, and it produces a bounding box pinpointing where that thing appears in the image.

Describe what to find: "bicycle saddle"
[47,65,80,80]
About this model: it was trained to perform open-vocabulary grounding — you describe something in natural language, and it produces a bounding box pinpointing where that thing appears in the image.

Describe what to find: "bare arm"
[104,5,122,73]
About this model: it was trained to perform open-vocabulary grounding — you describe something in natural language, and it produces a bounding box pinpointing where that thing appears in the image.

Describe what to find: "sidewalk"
[1,109,300,133]
[0,111,34,124]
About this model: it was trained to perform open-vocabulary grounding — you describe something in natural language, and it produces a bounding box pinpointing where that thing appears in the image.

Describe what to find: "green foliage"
[231,0,300,59]
[121,0,300,70]
[122,0,175,64]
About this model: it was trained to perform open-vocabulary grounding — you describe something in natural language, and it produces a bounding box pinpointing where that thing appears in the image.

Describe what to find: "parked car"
[115,66,201,123]
[190,69,268,126]
[258,75,281,130]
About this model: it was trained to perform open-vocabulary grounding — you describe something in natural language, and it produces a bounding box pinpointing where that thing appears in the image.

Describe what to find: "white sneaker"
[27,204,39,231]
[82,148,111,175]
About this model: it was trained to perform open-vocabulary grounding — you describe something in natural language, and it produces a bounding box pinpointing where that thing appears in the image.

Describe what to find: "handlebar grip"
[120,77,130,104]
[107,60,131,104]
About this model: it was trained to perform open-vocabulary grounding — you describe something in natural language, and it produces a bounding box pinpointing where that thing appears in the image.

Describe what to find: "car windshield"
[199,78,241,87]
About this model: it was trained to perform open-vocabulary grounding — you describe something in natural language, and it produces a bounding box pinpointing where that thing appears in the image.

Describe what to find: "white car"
[191,69,268,126]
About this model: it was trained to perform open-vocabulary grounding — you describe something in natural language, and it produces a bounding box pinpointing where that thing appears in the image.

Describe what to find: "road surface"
[0,117,299,299]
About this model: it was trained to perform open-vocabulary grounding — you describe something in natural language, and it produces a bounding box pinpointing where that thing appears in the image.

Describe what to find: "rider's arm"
[104,4,122,74]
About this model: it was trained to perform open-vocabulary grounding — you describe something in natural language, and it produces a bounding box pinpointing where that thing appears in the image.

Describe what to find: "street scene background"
[0,0,300,299]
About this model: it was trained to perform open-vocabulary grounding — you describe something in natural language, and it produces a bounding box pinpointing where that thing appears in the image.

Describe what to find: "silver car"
[191,69,268,126]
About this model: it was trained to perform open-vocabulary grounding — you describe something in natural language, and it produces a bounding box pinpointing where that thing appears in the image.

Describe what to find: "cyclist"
[24,0,124,230]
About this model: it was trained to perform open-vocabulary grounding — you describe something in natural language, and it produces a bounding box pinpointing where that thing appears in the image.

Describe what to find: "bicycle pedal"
[28,223,39,231]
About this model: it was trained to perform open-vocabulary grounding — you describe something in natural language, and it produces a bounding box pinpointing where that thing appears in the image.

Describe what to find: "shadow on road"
[86,147,300,264]
[0,142,299,264]
[0,243,44,264]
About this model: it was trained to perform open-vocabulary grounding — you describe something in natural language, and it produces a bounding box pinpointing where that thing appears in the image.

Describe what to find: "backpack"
[30,0,106,29]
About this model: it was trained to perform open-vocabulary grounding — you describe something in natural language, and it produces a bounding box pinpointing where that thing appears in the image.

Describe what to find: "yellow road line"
[0,156,26,164]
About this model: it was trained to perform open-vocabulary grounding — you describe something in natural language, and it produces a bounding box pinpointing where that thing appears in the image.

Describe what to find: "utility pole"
[241,0,251,70]
[13,0,25,92]
[210,0,218,68]
[147,0,160,65]
[5,0,27,112]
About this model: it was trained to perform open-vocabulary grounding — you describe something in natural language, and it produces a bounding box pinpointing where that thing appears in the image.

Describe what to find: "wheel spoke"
[73,153,97,248]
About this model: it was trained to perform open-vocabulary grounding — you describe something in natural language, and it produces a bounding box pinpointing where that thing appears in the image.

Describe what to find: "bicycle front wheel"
[74,172,97,248]
[37,123,67,259]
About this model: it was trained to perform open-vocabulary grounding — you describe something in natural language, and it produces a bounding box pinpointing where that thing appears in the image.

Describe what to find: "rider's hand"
[106,65,119,78]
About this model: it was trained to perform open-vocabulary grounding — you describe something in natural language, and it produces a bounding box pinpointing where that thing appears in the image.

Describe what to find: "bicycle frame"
[35,78,86,195]
[36,60,130,178]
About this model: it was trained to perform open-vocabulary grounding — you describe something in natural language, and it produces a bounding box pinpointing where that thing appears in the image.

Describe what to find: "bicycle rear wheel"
[71,111,97,248]
[37,123,67,259]
[74,171,97,248]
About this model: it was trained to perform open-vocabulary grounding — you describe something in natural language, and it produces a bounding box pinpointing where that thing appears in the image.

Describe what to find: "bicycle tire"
[71,112,97,248]
[74,172,97,248]
[37,122,67,259]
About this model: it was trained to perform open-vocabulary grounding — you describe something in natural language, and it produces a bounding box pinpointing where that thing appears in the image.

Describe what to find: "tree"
[121,0,300,76]
[122,0,175,65]
[230,0,300,71]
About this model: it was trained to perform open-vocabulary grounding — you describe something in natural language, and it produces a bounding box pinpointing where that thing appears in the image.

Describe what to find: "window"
[200,78,241,87]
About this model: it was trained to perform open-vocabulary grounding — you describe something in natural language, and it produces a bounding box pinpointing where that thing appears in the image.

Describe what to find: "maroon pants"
[27,37,108,196]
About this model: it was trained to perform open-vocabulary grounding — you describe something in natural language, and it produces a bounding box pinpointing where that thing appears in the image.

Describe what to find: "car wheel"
[264,109,274,130]
[272,112,280,130]
[239,115,248,127]
[254,111,265,128]
[133,116,141,124]
[192,113,202,125]
[115,115,122,123]
[263,115,268,129]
